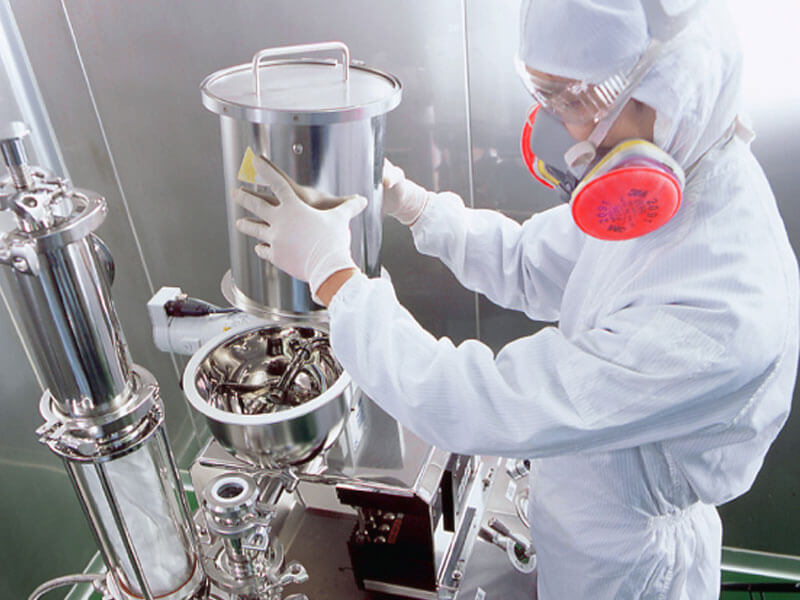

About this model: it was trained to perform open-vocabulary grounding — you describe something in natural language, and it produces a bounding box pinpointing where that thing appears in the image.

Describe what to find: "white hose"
[27,573,103,600]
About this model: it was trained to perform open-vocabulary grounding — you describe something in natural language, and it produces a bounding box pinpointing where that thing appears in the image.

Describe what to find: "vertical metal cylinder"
[201,44,401,319]
[0,121,34,190]
[217,114,386,318]
[64,421,204,600]
[3,126,205,600]
[0,194,132,417]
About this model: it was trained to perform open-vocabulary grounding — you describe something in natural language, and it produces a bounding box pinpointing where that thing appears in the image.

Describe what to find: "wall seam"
[461,0,482,342]
[58,0,185,387]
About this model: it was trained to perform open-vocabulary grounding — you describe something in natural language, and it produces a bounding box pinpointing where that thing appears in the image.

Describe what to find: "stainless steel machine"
[177,41,534,600]
[176,41,502,599]
[200,40,400,320]
[7,40,535,600]
[0,122,206,600]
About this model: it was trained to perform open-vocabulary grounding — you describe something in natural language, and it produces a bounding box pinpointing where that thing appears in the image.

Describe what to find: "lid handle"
[252,41,350,104]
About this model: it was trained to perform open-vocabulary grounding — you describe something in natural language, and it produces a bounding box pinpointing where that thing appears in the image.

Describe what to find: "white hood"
[519,0,743,168]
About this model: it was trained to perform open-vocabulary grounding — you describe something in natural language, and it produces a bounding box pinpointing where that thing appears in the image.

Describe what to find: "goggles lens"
[515,57,628,125]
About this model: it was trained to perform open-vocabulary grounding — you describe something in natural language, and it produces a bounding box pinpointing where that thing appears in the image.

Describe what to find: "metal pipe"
[0,121,34,189]
[27,573,104,600]
[0,228,134,417]
[64,460,121,584]
[197,457,417,497]
[159,427,203,552]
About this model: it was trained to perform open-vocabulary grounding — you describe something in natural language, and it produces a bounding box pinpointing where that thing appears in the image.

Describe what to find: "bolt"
[12,256,27,272]
[22,195,37,208]
[452,569,462,581]
[292,143,303,155]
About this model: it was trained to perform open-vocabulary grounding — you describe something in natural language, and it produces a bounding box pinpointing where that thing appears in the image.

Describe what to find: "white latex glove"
[382,159,430,226]
[234,155,366,302]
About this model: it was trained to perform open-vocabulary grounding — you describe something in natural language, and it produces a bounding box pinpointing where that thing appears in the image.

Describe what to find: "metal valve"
[199,472,310,599]
[505,458,531,481]
[0,120,75,231]
[478,517,536,574]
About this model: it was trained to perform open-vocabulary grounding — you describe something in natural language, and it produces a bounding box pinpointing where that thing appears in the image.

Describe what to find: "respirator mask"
[516,0,699,241]
[520,103,684,240]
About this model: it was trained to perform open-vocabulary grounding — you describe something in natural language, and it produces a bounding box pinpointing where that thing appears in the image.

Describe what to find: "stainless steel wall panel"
[463,1,558,353]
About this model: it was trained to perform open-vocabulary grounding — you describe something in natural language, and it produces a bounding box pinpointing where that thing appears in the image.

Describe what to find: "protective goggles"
[521,104,685,241]
[514,56,628,126]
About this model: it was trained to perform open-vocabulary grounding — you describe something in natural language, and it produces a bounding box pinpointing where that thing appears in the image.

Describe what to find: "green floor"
[722,571,800,599]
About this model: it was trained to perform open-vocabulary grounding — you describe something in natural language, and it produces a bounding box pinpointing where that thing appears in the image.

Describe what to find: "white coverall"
[331,130,798,597]
[326,2,800,596]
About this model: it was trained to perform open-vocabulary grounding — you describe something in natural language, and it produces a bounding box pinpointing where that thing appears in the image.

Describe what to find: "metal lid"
[200,41,401,125]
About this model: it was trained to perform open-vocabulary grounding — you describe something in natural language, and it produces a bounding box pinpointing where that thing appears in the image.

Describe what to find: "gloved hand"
[233,154,366,302]
[382,159,430,226]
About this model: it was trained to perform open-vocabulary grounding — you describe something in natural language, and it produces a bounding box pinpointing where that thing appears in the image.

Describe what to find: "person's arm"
[316,268,357,306]
[384,160,584,321]
[329,272,782,458]
[411,193,583,321]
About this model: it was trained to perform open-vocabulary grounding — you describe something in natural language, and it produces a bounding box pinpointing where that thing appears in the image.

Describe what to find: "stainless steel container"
[201,41,401,319]
[0,173,132,418]
[183,322,353,468]
[40,369,205,600]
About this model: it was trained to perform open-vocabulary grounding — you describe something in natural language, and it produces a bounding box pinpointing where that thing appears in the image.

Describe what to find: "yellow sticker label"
[238,146,258,184]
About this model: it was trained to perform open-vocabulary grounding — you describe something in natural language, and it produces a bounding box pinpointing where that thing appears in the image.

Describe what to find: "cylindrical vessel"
[0,191,132,418]
[41,372,204,600]
[1,126,205,600]
[68,436,203,599]
[201,42,401,319]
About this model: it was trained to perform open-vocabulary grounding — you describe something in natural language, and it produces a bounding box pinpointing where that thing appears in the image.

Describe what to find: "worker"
[233,0,800,597]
